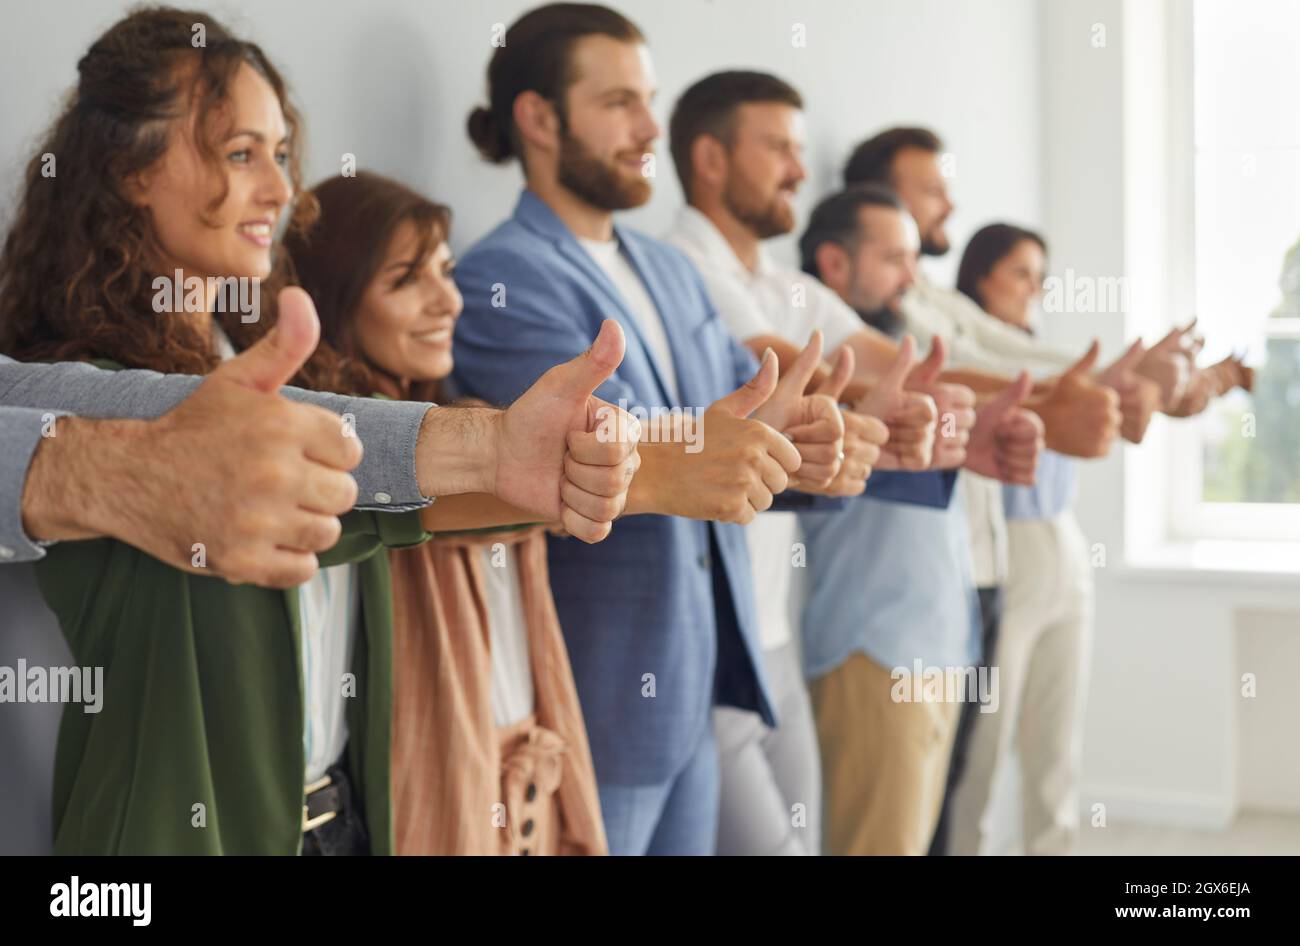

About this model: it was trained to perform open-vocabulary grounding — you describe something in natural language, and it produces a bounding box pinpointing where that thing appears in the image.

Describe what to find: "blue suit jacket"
[451,190,775,786]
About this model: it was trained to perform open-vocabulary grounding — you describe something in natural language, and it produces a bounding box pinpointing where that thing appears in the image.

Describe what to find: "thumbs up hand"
[750,331,846,489]
[965,372,1044,485]
[120,287,363,587]
[1099,339,1162,443]
[494,320,641,541]
[855,335,939,470]
[902,336,976,469]
[1026,341,1122,458]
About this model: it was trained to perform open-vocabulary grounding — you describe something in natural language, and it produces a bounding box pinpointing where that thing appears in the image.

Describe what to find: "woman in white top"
[285,171,607,856]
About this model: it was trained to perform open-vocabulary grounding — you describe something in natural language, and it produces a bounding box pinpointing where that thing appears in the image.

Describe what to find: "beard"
[557,129,652,211]
[919,224,950,257]
[854,303,905,339]
[722,176,796,239]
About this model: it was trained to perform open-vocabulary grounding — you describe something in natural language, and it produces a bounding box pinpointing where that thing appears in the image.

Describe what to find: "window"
[1169,0,1300,542]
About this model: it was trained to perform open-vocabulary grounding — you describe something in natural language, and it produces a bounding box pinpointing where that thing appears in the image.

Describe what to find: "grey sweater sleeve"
[0,356,436,522]
[0,406,69,563]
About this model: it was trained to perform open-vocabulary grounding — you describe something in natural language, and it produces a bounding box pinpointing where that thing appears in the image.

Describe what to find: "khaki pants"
[948,512,1094,855]
[810,652,960,855]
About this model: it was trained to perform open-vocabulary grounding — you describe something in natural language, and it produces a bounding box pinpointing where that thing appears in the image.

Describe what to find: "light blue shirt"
[1003,449,1077,520]
[799,482,981,679]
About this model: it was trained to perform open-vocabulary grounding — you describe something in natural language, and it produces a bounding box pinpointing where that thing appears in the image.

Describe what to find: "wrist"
[22,416,144,543]
[415,405,502,498]
[623,440,668,516]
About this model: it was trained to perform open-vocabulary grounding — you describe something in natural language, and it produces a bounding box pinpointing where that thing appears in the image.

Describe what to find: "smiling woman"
[0,5,431,856]
[0,5,355,393]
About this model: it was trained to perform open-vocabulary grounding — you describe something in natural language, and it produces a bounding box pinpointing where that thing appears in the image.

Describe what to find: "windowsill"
[1116,539,1300,587]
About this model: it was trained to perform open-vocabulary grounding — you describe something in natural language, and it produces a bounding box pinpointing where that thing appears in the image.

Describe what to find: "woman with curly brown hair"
[0,5,423,856]
[0,6,609,855]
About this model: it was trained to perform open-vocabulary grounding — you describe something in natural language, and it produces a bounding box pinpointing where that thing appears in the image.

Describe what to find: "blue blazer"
[451,190,775,785]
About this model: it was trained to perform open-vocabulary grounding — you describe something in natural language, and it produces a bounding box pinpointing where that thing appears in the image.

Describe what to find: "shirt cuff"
[0,407,70,563]
[311,394,437,511]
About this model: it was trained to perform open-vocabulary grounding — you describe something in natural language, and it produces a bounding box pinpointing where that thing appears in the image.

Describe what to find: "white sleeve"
[696,267,774,342]
[805,279,869,352]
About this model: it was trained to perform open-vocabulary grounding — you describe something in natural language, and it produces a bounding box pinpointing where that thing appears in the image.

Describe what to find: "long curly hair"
[0,5,352,390]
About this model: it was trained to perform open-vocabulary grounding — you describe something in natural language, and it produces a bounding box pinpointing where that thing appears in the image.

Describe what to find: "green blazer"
[35,505,428,855]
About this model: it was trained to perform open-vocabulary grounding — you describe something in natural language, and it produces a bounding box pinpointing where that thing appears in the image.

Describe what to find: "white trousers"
[713,640,822,855]
[948,511,1094,855]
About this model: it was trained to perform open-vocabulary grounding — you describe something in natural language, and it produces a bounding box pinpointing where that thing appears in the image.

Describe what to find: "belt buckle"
[303,773,338,833]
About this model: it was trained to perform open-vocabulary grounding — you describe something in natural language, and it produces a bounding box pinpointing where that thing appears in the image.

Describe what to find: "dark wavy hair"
[283,171,451,399]
[0,5,350,391]
[955,223,1047,309]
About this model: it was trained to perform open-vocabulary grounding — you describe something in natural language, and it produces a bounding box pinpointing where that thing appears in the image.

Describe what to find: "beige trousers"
[948,512,1094,855]
[810,651,960,855]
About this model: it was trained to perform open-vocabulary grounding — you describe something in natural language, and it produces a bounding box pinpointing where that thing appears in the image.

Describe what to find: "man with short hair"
[842,126,1194,854]
[664,70,1043,855]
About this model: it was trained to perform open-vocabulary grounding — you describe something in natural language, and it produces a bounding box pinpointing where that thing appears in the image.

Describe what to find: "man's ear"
[815,242,849,293]
[513,90,561,156]
[690,134,728,196]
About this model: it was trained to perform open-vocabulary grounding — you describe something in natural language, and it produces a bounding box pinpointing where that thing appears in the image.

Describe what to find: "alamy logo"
[890,660,1000,713]
[50,876,151,926]
[151,269,261,323]
[0,660,102,713]
[596,400,703,453]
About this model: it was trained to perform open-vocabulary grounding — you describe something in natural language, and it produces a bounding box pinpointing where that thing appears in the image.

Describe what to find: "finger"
[756,453,791,494]
[567,425,638,465]
[298,467,360,516]
[856,414,891,445]
[813,345,856,401]
[760,424,803,473]
[1110,337,1147,374]
[880,334,918,393]
[1065,339,1101,378]
[780,330,825,394]
[257,548,323,589]
[550,319,626,408]
[746,479,775,515]
[564,452,638,497]
[559,506,613,544]
[560,479,625,524]
[713,349,779,418]
[886,423,935,445]
[909,335,946,386]
[782,416,844,443]
[300,407,366,471]
[586,400,642,446]
[277,510,344,554]
[216,287,321,394]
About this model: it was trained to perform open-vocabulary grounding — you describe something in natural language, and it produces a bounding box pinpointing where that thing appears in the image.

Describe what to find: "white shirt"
[666,207,863,354]
[900,272,1075,586]
[298,565,360,782]
[213,322,358,782]
[480,544,536,727]
[577,235,681,402]
[665,207,863,651]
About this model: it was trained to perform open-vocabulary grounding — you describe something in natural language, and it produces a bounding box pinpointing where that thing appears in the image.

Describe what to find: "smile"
[236,221,273,247]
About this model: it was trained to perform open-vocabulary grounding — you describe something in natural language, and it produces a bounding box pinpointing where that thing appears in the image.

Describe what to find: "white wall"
[0,0,1042,271]
[1040,0,1300,837]
[14,0,1288,847]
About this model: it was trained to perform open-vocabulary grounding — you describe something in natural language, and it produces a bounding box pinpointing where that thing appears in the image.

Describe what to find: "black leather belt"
[303,762,352,833]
